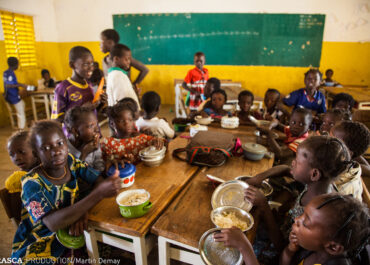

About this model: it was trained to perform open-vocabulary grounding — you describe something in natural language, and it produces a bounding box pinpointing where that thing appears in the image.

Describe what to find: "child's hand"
[288,230,300,252]
[213,227,248,249]
[96,170,121,198]
[264,113,273,121]
[99,92,108,106]
[133,84,141,96]
[68,213,88,237]
[257,126,270,135]
[152,137,165,150]
[105,154,135,172]
[244,185,267,208]
[141,127,154,136]
[269,118,279,130]
[81,134,99,157]
[201,112,209,118]
[240,176,263,187]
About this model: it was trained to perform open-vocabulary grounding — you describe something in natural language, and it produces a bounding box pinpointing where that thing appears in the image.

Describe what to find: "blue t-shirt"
[283,88,326,114]
[3,69,20,104]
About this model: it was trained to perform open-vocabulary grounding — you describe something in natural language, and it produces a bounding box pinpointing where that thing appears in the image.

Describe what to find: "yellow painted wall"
[1,40,369,127]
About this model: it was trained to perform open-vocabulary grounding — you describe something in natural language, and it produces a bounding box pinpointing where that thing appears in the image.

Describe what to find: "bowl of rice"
[211,206,254,232]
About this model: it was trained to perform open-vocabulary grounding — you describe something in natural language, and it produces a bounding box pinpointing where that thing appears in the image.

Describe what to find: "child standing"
[260,88,289,124]
[283,69,326,114]
[3,57,31,129]
[237,90,262,125]
[64,106,105,172]
[11,121,121,263]
[281,194,369,265]
[101,102,164,165]
[136,91,174,139]
[259,108,312,165]
[100,28,149,87]
[51,46,104,123]
[201,89,231,120]
[182,52,209,112]
[106,44,140,108]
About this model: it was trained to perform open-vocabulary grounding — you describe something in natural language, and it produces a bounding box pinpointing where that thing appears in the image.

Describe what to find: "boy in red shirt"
[182,52,209,112]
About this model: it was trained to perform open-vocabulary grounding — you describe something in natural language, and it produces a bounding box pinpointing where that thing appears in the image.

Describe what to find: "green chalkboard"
[113,13,325,67]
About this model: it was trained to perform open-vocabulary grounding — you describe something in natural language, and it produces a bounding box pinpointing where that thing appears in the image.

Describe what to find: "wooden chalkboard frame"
[113,13,325,67]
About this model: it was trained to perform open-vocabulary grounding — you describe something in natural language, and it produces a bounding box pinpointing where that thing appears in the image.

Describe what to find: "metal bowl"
[139,146,166,159]
[199,228,243,265]
[211,206,254,232]
[211,180,252,212]
[140,153,165,167]
[235,176,273,197]
[195,115,213,125]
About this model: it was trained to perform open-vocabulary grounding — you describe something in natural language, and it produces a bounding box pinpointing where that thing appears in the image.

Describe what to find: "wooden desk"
[84,136,200,265]
[151,126,274,265]
[30,89,54,120]
[323,86,370,109]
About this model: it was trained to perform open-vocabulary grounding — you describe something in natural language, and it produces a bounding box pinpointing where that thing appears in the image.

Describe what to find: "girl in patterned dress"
[101,101,165,167]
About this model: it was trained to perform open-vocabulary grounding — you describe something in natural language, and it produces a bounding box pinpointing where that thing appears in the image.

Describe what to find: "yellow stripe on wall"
[0,40,369,127]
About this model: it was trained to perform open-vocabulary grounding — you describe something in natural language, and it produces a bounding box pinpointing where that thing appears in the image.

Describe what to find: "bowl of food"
[56,228,85,249]
[221,116,239,129]
[195,115,213,125]
[211,206,254,233]
[242,142,268,161]
[116,189,152,218]
[107,162,136,188]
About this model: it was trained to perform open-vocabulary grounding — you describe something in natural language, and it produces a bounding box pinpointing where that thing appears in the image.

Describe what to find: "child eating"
[260,88,289,124]
[11,120,121,263]
[101,101,165,166]
[64,105,105,172]
[182,51,209,112]
[237,90,262,125]
[283,69,326,114]
[201,89,230,120]
[259,108,312,165]
[136,91,174,139]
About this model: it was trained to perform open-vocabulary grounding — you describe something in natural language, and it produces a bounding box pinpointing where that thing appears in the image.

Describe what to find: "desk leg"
[43,95,50,119]
[133,236,148,265]
[31,96,38,121]
[158,236,170,265]
[84,229,100,265]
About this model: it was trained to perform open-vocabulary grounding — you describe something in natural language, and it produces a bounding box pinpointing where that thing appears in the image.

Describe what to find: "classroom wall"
[0,0,369,127]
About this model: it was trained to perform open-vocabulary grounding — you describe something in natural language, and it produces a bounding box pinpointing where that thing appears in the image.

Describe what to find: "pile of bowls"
[195,115,213,125]
[139,145,166,167]
[221,116,239,129]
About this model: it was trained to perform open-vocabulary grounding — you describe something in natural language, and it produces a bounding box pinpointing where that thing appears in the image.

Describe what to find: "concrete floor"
[0,105,177,260]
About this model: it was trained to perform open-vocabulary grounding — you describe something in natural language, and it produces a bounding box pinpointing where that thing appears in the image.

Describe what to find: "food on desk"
[116,189,152,218]
[195,115,213,125]
[214,211,249,230]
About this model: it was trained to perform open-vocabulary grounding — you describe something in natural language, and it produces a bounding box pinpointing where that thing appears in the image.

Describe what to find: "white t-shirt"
[106,68,140,108]
[136,117,175,139]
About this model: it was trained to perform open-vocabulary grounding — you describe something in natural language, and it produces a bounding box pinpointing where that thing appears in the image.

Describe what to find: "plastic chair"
[0,188,22,228]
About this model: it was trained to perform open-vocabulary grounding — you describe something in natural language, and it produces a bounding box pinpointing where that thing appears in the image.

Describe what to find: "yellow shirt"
[5,171,26,193]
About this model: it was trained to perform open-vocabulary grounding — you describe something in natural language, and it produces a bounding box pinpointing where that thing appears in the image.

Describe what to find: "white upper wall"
[0,0,59,41]
[1,0,370,42]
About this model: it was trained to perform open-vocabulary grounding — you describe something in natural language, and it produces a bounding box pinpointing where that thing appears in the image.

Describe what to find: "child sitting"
[318,108,350,135]
[281,193,369,265]
[259,108,312,165]
[11,120,121,263]
[51,46,106,124]
[283,69,326,114]
[237,90,262,125]
[101,101,164,166]
[37,69,56,90]
[331,121,370,200]
[3,57,31,129]
[260,88,289,124]
[182,51,209,112]
[136,91,174,139]
[323,68,342,87]
[332,92,355,112]
[241,136,351,261]
[106,44,140,108]
[197,77,221,112]
[201,89,231,120]
[64,106,105,172]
